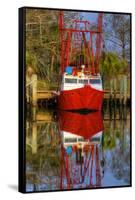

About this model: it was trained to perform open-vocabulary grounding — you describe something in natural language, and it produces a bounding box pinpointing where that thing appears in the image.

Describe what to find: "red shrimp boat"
[57,12,104,111]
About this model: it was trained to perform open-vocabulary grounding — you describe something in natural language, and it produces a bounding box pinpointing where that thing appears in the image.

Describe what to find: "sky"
[82,12,98,23]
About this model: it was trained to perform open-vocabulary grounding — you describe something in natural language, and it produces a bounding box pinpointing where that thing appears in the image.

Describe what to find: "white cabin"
[61,131,103,149]
[61,72,103,91]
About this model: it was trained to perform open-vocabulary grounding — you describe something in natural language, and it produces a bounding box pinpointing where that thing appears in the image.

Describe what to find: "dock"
[26,74,130,107]
[104,90,130,104]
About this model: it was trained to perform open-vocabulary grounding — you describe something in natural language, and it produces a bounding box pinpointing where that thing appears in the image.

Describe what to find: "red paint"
[58,85,104,111]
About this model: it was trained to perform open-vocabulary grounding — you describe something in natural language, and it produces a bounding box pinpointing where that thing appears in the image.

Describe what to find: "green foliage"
[26,51,38,72]
[116,130,121,139]
[100,52,127,78]
[103,129,115,150]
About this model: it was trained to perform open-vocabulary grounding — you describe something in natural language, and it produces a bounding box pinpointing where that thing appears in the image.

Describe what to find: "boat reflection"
[58,111,104,189]
[58,110,103,140]
[26,107,130,192]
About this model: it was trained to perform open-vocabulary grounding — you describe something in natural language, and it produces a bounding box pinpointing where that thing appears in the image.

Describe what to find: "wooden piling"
[32,122,37,154]
[120,77,123,106]
[32,107,37,122]
[104,74,129,108]
[123,75,127,106]
[32,74,37,106]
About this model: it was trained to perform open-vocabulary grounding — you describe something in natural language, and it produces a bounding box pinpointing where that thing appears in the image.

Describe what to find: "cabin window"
[65,78,77,83]
[78,79,88,84]
[78,138,84,142]
[89,79,100,84]
[64,138,77,143]
[90,138,100,142]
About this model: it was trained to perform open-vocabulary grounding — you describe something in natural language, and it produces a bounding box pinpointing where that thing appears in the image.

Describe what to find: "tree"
[100,51,127,91]
[103,14,130,62]
[26,9,59,84]
[100,52,127,78]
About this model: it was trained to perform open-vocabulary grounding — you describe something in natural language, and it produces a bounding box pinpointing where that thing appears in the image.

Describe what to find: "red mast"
[58,11,103,75]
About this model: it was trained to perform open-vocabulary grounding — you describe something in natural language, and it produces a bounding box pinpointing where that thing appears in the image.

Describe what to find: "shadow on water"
[66,109,98,115]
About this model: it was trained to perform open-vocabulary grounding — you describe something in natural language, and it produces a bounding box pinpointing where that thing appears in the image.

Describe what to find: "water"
[26,106,131,192]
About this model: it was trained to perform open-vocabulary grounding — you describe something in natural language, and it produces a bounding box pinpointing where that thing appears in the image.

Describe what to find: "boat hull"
[58,85,104,111]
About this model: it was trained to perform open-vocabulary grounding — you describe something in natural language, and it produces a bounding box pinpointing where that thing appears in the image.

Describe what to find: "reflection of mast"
[60,141,102,189]
[58,111,103,189]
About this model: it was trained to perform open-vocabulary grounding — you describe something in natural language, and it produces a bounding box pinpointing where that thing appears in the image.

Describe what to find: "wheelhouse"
[61,73,102,91]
